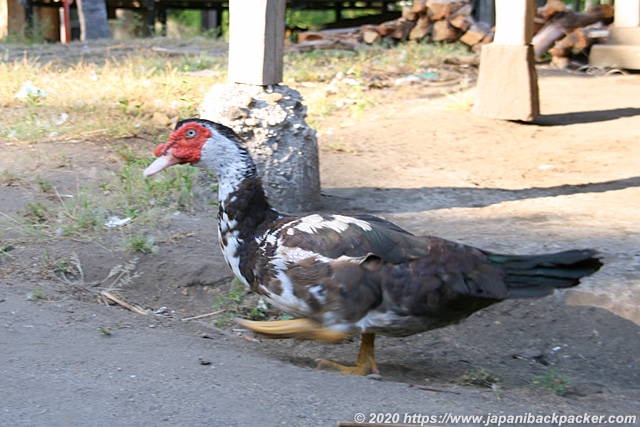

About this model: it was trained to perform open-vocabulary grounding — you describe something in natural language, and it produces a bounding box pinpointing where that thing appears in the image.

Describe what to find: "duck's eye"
[186,129,197,138]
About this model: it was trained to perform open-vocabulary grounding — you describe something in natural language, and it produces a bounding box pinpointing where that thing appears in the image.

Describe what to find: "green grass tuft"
[532,369,570,396]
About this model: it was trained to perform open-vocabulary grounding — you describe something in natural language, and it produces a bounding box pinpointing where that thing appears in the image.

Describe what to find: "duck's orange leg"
[316,333,379,376]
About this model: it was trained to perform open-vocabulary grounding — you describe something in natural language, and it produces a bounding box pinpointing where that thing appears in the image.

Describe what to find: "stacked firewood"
[532,0,614,67]
[292,0,616,68]
[360,0,490,48]
[294,0,493,52]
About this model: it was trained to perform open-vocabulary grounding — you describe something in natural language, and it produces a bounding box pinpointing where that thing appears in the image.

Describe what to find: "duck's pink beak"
[143,152,182,177]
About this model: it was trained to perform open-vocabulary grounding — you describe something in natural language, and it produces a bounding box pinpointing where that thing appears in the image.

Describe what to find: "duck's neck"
[216,169,280,288]
[197,130,281,286]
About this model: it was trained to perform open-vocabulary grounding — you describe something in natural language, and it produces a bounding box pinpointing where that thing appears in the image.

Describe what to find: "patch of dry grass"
[0,39,228,142]
[0,38,475,143]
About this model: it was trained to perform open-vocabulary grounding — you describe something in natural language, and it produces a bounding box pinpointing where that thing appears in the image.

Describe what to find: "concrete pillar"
[473,0,539,121]
[590,0,640,69]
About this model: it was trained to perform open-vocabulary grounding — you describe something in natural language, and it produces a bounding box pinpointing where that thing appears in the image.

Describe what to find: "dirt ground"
[1,57,640,425]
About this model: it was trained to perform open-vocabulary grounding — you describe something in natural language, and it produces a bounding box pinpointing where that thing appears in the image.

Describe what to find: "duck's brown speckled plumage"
[145,118,603,376]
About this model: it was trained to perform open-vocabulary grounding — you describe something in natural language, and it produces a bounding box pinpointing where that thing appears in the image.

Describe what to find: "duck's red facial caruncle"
[144,122,211,177]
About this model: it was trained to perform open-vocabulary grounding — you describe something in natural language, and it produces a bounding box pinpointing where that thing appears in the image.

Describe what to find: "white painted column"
[590,0,640,69]
[616,0,640,27]
[492,0,535,45]
[227,0,286,85]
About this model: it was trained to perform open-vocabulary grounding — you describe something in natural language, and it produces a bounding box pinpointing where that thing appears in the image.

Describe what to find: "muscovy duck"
[144,118,602,376]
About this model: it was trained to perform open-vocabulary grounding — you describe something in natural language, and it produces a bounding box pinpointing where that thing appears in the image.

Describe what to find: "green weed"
[0,244,13,257]
[532,369,570,396]
[125,231,159,254]
[56,188,105,236]
[36,178,53,194]
[97,326,112,336]
[27,288,49,301]
[97,322,126,336]
[21,202,50,225]
[213,278,247,326]
[247,307,267,321]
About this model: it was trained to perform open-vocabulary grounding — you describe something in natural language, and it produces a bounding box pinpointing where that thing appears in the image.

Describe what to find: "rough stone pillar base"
[199,83,321,213]
[473,44,539,121]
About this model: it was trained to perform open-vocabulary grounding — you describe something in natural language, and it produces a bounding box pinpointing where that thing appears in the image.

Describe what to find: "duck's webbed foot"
[316,333,379,376]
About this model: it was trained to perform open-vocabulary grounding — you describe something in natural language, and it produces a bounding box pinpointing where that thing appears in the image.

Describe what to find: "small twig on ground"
[181,310,224,321]
[0,210,22,224]
[99,290,148,315]
[408,384,461,394]
[65,237,112,252]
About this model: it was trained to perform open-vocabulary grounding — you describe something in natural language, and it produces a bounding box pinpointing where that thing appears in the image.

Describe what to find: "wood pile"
[532,0,614,67]
[292,0,494,53]
[289,0,616,69]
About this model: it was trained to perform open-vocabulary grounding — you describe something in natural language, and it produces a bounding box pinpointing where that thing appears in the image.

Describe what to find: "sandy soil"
[1,61,640,426]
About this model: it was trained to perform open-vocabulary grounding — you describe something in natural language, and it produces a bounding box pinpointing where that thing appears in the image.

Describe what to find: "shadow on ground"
[322,176,640,214]
[532,107,640,126]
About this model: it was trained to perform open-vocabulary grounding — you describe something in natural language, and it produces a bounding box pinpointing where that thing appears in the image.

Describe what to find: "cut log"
[402,6,418,21]
[448,4,474,32]
[392,19,416,40]
[448,0,468,16]
[472,30,495,53]
[597,4,614,25]
[548,28,590,58]
[532,20,566,57]
[427,0,468,20]
[287,39,358,53]
[431,19,459,42]
[533,16,546,35]
[377,19,399,36]
[297,32,324,43]
[409,15,432,41]
[297,27,362,43]
[532,4,613,58]
[362,29,382,44]
[459,22,491,46]
[312,26,363,37]
[427,0,452,20]
[448,14,472,32]
[556,5,613,30]
[539,0,567,20]
[411,0,428,15]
